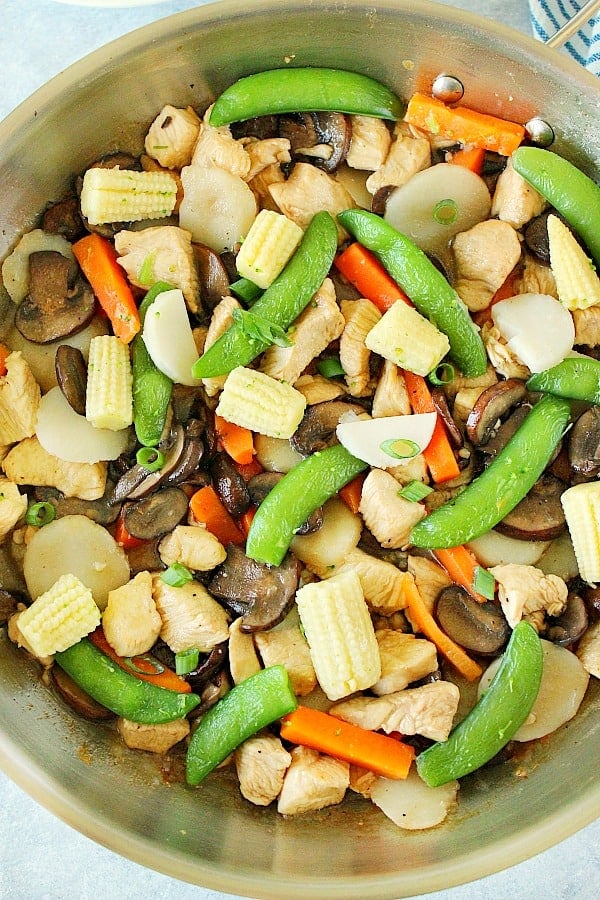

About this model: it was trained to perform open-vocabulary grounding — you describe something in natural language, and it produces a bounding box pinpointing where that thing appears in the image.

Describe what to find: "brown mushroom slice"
[15,251,95,344]
[431,387,463,449]
[0,589,22,626]
[0,282,15,340]
[210,453,250,517]
[192,243,231,311]
[436,584,509,655]
[545,590,588,647]
[568,406,600,478]
[51,666,115,721]
[480,402,532,460]
[466,378,527,446]
[55,344,88,415]
[291,399,366,456]
[209,545,300,633]
[248,471,323,534]
[33,485,121,526]
[164,419,206,487]
[123,486,189,540]
[110,424,186,504]
[278,112,351,172]
[495,473,567,541]
[127,538,165,575]
[42,197,84,242]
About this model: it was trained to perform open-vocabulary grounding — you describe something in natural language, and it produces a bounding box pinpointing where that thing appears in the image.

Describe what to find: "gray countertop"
[0,2,599,898]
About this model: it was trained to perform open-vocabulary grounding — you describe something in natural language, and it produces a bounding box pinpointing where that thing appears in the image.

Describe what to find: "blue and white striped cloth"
[529,0,600,73]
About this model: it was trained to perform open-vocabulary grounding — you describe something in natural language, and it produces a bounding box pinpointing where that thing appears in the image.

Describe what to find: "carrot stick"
[434,546,487,604]
[471,265,520,327]
[0,343,10,377]
[405,93,525,157]
[335,242,411,313]
[114,511,147,551]
[339,472,366,514]
[404,577,482,681]
[402,370,460,483]
[233,457,264,481]
[189,485,245,546]
[238,505,257,538]
[450,146,486,175]
[88,627,192,693]
[72,233,140,344]
[214,414,255,466]
[280,705,415,779]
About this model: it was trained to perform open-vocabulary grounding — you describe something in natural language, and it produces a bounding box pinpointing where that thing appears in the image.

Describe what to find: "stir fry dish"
[2,66,600,830]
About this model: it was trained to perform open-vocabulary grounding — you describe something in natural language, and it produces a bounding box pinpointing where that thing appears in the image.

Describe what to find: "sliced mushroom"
[209,545,300,633]
[230,115,279,141]
[164,419,205,486]
[151,638,227,692]
[496,473,566,541]
[436,584,509,655]
[55,344,88,415]
[210,453,250,517]
[278,112,351,172]
[192,243,231,311]
[568,406,600,478]
[42,197,84,242]
[466,378,528,446]
[291,399,366,456]
[126,538,165,575]
[123,486,189,540]
[0,283,14,341]
[248,471,323,534]
[0,589,22,626]
[15,251,95,344]
[110,424,186,504]
[51,666,115,721]
[431,387,463,449]
[545,590,589,647]
[480,402,532,460]
[524,209,554,264]
[33,485,121,526]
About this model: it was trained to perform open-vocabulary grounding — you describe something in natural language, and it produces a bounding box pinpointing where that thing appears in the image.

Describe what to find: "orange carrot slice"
[335,242,411,313]
[189,485,245,546]
[402,370,460,484]
[88,627,191,693]
[215,414,255,466]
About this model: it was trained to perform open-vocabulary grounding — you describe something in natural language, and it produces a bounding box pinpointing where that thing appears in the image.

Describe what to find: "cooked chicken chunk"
[514,253,557,298]
[244,137,292,181]
[102,571,162,658]
[114,226,200,313]
[0,351,41,444]
[117,717,190,754]
[2,436,106,500]
[388,454,429,488]
[269,162,355,241]
[144,104,202,170]
[573,305,600,346]
[442,364,498,401]
[235,732,292,806]
[491,158,547,228]
[365,122,430,195]
[159,524,227,572]
[346,115,392,171]
[330,681,460,742]
[254,607,316,696]
[490,563,568,630]
[406,558,451,616]
[0,478,27,542]
[339,298,381,397]
[228,617,262,685]
[152,574,230,653]
[453,220,522,312]
[371,359,411,417]
[576,620,600,678]
[481,322,531,380]
[333,547,411,615]
[360,469,426,548]
[201,295,241,397]
[277,746,349,816]
[248,162,286,213]
[191,107,251,179]
[372,630,438,695]
[293,373,346,405]
[260,278,345,384]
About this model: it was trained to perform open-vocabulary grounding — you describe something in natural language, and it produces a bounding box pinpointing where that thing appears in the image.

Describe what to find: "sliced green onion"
[433,198,459,225]
[124,655,165,675]
[232,307,291,348]
[136,446,165,472]
[473,565,496,601]
[399,480,434,502]
[380,438,421,460]
[230,277,263,305]
[428,362,455,386]
[138,251,156,286]
[317,356,346,378]
[175,648,200,676]
[25,501,56,527]
[160,562,194,587]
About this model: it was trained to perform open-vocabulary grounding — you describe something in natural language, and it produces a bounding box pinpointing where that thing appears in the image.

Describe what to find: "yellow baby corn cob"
[561,482,600,583]
[86,335,133,431]
[365,297,450,376]
[80,167,178,225]
[215,365,306,439]
[18,573,101,657]
[548,213,600,311]
[295,569,381,701]
[236,210,303,289]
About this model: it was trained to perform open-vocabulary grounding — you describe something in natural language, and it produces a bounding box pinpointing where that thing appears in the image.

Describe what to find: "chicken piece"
[572,305,600,346]
[8,608,54,666]
[293,373,346,405]
[490,563,568,630]
[254,607,316,696]
[339,298,381,397]
[248,162,287,213]
[228,617,262,685]
[114,226,200,313]
[514,253,557,298]
[2,436,106,500]
[277,745,349,816]
[268,162,355,242]
[371,359,411,417]
[346,115,392,171]
[372,630,438,695]
[330,681,460,742]
[235,732,292,806]
[152,573,230,653]
[365,122,430,195]
[260,278,344,384]
[191,107,251,179]
[159,524,227,572]
[117,717,190,754]
[0,351,41,445]
[244,137,292,181]
[453,220,522,312]
[491,158,547,228]
[359,468,426,549]
[102,571,162,658]
[407,556,451,617]
[201,295,241,397]
[442,364,498,401]
[481,322,531,380]
[144,104,202,170]
[0,478,27,542]
[576,620,600,678]
[333,547,411,615]
[388,454,429,488]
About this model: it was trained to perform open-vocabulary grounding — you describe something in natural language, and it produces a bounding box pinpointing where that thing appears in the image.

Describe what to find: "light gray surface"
[0,1,598,899]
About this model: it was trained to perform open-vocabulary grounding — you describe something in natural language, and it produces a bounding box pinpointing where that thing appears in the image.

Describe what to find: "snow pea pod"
[209,67,404,126]
[410,394,570,548]
[192,211,338,379]
[527,355,600,404]
[186,664,297,785]
[131,281,174,447]
[512,147,600,267]
[337,209,487,377]
[417,621,543,787]
[55,637,200,724]
[246,444,368,566]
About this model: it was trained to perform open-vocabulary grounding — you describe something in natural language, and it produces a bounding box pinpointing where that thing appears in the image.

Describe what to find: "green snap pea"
[209,67,404,127]
[527,355,600,404]
[417,621,543,787]
[246,444,368,566]
[186,664,297,785]
[512,147,600,266]
[410,394,570,548]
[192,211,338,379]
[55,638,200,724]
[337,209,487,377]
[132,281,174,447]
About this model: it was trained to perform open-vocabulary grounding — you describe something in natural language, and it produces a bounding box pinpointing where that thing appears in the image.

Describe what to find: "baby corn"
[236,210,304,289]
[561,482,600,583]
[365,297,450,376]
[80,167,178,225]
[86,335,133,431]
[215,366,306,439]
[18,573,101,658]
[548,214,600,311]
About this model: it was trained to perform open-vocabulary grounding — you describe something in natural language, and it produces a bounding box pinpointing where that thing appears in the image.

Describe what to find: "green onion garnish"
[175,648,200,675]
[138,251,156,286]
[380,438,421,460]
[25,501,56,527]
[230,277,263,305]
[399,480,434,502]
[433,198,459,225]
[160,562,194,587]
[136,446,165,472]
[428,362,455,386]
[232,307,291,348]
[317,356,346,378]
[472,565,496,600]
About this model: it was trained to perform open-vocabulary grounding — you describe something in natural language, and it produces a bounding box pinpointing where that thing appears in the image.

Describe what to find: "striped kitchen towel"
[529,0,600,73]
